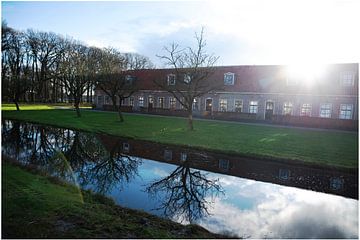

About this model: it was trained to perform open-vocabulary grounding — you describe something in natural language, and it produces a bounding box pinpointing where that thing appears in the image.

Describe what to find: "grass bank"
[2,107,358,169]
[2,161,224,238]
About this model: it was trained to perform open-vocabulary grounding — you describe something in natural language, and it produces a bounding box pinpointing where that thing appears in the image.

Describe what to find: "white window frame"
[192,98,199,111]
[319,103,332,118]
[249,101,258,114]
[339,104,353,119]
[234,99,243,112]
[283,102,293,115]
[169,97,176,109]
[158,97,165,108]
[184,74,191,84]
[125,75,134,85]
[129,97,134,106]
[105,96,110,105]
[167,74,176,85]
[219,99,228,112]
[138,96,144,107]
[340,71,355,86]
[148,96,154,104]
[224,72,235,85]
[300,103,312,117]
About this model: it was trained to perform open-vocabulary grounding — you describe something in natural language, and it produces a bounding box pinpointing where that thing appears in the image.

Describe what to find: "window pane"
[320,103,332,118]
[219,99,227,112]
[235,99,243,112]
[300,103,312,117]
[339,104,353,119]
[249,101,258,113]
[283,102,293,115]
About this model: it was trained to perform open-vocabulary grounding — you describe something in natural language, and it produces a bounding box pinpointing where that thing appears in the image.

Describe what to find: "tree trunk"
[14,100,20,111]
[74,100,81,117]
[187,110,194,131]
[118,99,124,122]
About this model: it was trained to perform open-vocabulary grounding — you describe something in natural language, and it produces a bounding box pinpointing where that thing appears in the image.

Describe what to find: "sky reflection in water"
[101,159,358,239]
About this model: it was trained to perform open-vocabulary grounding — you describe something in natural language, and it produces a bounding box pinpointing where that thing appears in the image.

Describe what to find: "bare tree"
[124,52,155,70]
[1,24,32,110]
[27,30,64,102]
[146,160,223,223]
[57,40,90,117]
[156,28,220,130]
[95,48,141,122]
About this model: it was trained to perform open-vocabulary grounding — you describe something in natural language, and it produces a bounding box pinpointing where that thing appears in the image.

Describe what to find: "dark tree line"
[1,21,153,116]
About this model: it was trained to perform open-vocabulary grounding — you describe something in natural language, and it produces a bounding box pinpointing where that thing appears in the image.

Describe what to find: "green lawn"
[2,162,223,238]
[1,103,92,111]
[2,106,358,169]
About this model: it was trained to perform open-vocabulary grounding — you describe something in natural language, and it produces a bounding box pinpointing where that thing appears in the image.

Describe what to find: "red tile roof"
[96,63,358,95]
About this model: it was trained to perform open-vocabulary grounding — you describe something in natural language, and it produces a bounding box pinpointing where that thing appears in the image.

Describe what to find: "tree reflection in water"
[2,120,141,195]
[79,139,142,194]
[146,160,224,223]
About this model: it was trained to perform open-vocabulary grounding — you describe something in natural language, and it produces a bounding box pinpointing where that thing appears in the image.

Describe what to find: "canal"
[2,119,358,238]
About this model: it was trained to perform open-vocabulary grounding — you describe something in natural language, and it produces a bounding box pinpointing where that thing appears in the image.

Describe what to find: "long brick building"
[94,63,358,130]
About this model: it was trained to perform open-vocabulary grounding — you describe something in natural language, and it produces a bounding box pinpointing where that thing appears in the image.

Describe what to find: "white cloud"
[197,180,358,238]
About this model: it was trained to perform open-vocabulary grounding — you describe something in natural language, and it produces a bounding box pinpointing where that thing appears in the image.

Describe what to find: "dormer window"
[184,74,191,84]
[224,72,235,85]
[340,71,354,86]
[125,75,135,85]
[167,74,176,85]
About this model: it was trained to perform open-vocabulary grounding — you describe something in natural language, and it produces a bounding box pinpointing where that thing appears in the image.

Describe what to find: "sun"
[285,63,327,87]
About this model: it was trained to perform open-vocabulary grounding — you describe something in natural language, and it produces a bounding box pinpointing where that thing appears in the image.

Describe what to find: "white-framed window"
[105,96,110,105]
[283,102,293,115]
[129,97,134,106]
[235,99,243,112]
[249,101,258,114]
[169,97,176,109]
[224,72,235,85]
[148,96,153,104]
[219,99,228,112]
[138,96,144,107]
[167,74,176,85]
[184,74,191,84]
[300,103,312,116]
[125,75,135,85]
[319,103,332,118]
[158,97,165,108]
[339,104,353,119]
[192,98,199,111]
[180,97,185,109]
[340,71,354,86]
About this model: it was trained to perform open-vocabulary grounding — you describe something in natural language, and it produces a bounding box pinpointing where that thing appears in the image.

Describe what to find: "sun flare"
[286,64,327,86]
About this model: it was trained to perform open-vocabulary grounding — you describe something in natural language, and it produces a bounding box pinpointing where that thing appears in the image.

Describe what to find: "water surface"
[2,120,358,238]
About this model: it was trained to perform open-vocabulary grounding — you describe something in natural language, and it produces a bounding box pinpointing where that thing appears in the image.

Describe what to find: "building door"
[148,96,153,110]
[265,101,274,120]
[205,98,213,112]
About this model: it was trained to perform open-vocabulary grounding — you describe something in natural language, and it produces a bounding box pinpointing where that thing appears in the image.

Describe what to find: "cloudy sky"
[2,0,360,67]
